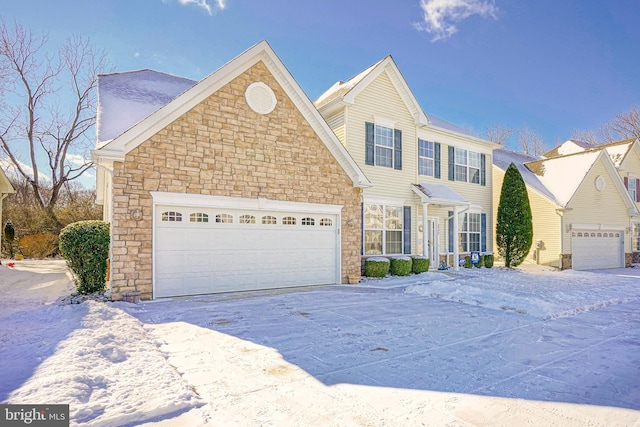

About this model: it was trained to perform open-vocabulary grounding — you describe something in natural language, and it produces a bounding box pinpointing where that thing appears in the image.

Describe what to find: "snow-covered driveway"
[2,261,640,426]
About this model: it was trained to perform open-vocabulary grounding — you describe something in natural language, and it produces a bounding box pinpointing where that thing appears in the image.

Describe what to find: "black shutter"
[403,206,411,254]
[448,146,455,181]
[481,213,487,252]
[365,122,375,166]
[394,129,402,170]
[480,154,486,186]
[434,142,441,179]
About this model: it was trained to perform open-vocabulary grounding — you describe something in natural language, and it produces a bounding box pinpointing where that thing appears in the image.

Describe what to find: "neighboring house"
[92,41,371,300]
[0,167,16,242]
[493,141,638,270]
[314,56,499,269]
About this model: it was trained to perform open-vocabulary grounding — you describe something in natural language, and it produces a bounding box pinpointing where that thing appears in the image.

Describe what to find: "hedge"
[484,253,494,268]
[390,256,412,276]
[411,256,430,274]
[364,257,390,278]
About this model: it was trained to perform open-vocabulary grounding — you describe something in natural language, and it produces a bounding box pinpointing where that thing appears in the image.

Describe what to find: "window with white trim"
[215,213,233,223]
[418,139,434,176]
[301,217,315,226]
[320,218,333,226]
[239,214,256,224]
[190,212,208,223]
[364,204,403,255]
[162,211,182,222]
[459,212,481,252]
[282,216,296,225]
[262,215,277,225]
[375,125,394,168]
[629,177,637,201]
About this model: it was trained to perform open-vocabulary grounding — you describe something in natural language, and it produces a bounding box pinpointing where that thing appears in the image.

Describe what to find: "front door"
[427,218,439,266]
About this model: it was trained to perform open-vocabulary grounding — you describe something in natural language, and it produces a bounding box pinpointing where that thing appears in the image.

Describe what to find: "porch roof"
[412,183,469,207]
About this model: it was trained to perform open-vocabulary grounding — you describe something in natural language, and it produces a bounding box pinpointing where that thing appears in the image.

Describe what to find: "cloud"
[174,0,226,15]
[414,0,498,42]
[0,157,52,183]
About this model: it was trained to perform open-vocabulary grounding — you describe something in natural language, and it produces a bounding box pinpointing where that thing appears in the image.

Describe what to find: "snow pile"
[404,267,640,318]
[3,301,203,426]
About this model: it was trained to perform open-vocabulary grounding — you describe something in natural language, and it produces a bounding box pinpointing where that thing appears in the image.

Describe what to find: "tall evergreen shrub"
[496,163,533,268]
[59,220,110,294]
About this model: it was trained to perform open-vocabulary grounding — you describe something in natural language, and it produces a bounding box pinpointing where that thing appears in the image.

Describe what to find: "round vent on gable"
[245,82,277,115]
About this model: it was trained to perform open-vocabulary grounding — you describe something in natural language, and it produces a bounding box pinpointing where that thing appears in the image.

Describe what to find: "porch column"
[422,202,428,258]
[453,205,460,271]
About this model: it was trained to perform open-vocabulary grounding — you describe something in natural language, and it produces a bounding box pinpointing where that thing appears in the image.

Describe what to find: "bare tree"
[569,129,600,147]
[517,125,546,156]
[600,106,640,142]
[483,124,513,146]
[0,19,110,228]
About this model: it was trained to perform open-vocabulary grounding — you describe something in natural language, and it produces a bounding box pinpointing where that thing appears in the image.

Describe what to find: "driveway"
[123,271,640,426]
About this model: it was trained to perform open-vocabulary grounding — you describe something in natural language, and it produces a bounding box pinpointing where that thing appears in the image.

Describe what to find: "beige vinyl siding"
[325,111,346,147]
[346,69,417,201]
[492,166,561,267]
[619,147,640,211]
[564,159,631,253]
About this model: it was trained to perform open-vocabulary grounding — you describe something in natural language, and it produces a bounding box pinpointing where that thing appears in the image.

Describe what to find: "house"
[314,56,499,269]
[493,141,638,270]
[0,167,16,241]
[92,41,371,300]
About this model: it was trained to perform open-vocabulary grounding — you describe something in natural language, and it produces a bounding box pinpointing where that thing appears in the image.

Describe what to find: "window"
[418,139,434,176]
[239,214,256,224]
[365,122,402,170]
[364,204,403,255]
[262,215,277,225]
[320,218,333,226]
[449,146,485,185]
[162,211,182,222]
[215,213,233,223]
[282,216,296,225]
[629,177,637,201]
[301,217,315,226]
[459,212,481,252]
[190,212,208,223]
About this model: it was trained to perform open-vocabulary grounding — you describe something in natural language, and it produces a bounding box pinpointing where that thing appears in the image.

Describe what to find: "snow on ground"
[1,259,640,426]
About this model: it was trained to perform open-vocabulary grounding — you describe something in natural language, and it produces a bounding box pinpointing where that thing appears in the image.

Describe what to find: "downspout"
[555,208,566,269]
[422,202,428,259]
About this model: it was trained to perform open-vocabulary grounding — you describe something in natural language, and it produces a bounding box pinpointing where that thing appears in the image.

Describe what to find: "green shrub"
[474,254,484,268]
[484,254,494,268]
[411,256,430,274]
[364,257,390,278]
[59,220,110,294]
[18,233,59,259]
[390,256,412,276]
[464,255,472,268]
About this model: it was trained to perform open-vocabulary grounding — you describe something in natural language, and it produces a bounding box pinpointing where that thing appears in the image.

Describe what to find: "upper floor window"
[418,139,434,176]
[448,146,485,186]
[365,122,402,170]
[627,176,638,202]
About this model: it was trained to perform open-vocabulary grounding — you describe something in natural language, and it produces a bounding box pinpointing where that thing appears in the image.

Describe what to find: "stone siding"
[109,61,362,300]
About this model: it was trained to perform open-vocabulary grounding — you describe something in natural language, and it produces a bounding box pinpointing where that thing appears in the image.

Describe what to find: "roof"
[591,138,637,167]
[526,150,602,206]
[543,139,592,159]
[412,182,469,206]
[93,40,371,189]
[97,69,197,144]
[314,56,495,146]
[0,166,15,195]
[493,149,558,204]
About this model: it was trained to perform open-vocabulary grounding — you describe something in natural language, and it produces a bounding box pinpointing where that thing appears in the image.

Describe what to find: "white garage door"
[153,203,340,298]
[571,229,624,270]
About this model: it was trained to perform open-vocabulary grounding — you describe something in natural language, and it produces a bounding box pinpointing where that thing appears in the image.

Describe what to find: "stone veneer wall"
[109,61,362,300]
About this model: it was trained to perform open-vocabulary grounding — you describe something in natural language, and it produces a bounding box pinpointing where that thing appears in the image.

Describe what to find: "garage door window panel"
[162,211,182,222]
[240,214,256,224]
[302,217,315,226]
[282,216,296,225]
[190,213,209,223]
[262,215,277,225]
[216,214,233,223]
[320,218,333,226]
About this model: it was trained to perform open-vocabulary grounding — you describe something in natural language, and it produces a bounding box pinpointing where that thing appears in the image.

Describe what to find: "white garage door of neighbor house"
[154,205,340,297]
[571,229,624,270]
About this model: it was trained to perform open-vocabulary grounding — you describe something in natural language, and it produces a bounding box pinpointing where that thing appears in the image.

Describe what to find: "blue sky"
[3,0,640,185]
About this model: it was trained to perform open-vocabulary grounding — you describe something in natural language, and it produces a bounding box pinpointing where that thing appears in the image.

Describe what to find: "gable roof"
[543,139,592,158]
[93,41,371,188]
[97,69,197,144]
[593,138,638,167]
[313,56,496,147]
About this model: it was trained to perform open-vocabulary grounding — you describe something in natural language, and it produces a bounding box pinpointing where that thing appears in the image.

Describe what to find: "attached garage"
[571,229,624,270]
[152,193,342,297]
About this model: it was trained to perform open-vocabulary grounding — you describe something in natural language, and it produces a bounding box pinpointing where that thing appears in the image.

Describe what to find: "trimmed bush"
[18,233,59,259]
[390,256,412,276]
[411,256,430,274]
[364,257,390,278]
[59,220,110,294]
[464,255,472,268]
[484,254,494,268]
